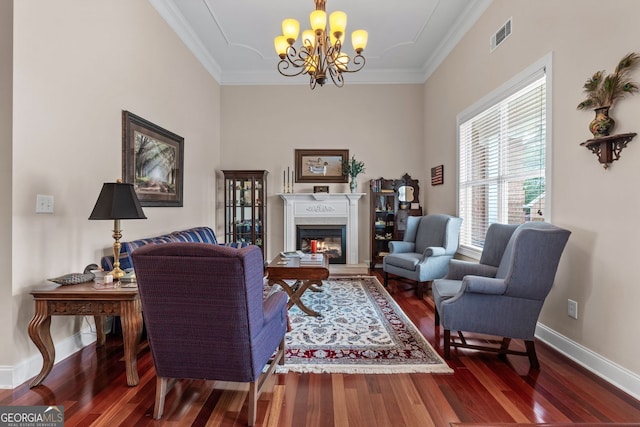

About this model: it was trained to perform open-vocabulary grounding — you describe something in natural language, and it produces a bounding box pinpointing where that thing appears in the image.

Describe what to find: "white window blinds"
[458,72,547,255]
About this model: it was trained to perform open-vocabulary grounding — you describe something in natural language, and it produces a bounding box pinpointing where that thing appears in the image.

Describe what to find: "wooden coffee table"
[266,254,329,316]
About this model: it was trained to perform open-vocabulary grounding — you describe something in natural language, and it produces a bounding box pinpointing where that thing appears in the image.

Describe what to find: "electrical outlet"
[567,299,578,319]
[36,194,54,214]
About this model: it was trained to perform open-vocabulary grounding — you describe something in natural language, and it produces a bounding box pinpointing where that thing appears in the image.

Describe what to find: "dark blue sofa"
[100,226,246,272]
[100,226,248,336]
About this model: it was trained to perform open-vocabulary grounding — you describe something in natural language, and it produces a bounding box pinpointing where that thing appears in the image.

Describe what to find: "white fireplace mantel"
[279,193,364,265]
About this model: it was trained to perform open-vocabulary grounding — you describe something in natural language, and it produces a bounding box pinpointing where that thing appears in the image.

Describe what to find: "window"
[457,60,549,257]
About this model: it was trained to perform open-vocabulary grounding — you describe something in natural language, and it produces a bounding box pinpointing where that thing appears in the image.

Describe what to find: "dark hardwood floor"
[3,270,640,426]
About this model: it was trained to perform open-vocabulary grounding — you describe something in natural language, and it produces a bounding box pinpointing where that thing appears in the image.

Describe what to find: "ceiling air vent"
[490,18,512,52]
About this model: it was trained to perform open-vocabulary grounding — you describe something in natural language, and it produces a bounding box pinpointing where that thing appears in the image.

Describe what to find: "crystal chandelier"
[274,0,368,89]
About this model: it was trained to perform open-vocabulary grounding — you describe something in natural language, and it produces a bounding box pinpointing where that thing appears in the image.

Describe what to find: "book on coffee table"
[280,250,304,258]
[300,254,324,264]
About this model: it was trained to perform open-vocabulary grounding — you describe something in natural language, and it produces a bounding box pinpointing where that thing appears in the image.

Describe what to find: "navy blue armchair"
[383,214,462,298]
[132,243,287,425]
[433,222,570,368]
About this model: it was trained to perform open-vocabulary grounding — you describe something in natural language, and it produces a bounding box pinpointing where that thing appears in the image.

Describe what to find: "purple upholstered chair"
[132,243,287,426]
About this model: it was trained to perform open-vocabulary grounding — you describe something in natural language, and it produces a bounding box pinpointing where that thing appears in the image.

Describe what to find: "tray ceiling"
[149,0,493,85]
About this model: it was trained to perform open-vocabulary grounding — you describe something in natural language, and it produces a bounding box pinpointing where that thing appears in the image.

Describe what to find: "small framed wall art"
[295,149,348,183]
[431,165,444,186]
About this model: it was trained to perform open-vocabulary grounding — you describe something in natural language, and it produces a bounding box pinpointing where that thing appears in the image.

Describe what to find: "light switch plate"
[36,194,54,214]
[567,299,578,319]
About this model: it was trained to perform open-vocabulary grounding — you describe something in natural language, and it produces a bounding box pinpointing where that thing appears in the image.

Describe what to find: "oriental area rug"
[276,276,453,374]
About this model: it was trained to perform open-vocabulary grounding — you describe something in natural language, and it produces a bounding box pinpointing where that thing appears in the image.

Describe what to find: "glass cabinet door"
[222,170,268,257]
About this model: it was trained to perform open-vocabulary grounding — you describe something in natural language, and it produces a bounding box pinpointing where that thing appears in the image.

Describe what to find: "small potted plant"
[343,155,366,193]
[577,52,639,137]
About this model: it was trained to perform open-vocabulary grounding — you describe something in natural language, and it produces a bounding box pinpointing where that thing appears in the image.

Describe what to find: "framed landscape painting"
[295,149,348,183]
[122,111,184,207]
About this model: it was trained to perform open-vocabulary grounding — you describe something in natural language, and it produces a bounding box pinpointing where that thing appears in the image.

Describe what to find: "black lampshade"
[88,182,147,220]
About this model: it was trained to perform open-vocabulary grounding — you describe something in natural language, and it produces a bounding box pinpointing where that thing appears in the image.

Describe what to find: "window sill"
[457,246,481,261]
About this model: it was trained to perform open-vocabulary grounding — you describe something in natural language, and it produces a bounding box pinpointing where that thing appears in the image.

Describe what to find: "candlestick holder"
[282,169,295,193]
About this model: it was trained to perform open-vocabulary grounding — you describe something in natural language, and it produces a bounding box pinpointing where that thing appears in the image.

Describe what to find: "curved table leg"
[28,301,54,388]
[309,283,323,293]
[120,298,143,386]
[94,316,106,347]
[270,279,323,317]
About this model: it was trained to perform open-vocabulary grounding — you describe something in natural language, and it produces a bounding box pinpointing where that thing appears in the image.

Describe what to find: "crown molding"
[420,0,493,82]
[148,0,222,82]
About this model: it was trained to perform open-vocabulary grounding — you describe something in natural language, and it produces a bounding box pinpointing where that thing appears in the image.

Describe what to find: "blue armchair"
[132,243,288,426]
[441,223,519,282]
[433,222,571,368]
[383,214,462,298]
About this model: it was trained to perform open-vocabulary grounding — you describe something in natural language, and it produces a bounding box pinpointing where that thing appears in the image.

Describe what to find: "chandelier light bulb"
[282,18,300,44]
[274,35,289,58]
[329,11,347,39]
[351,29,368,53]
[310,10,326,34]
[330,32,345,48]
[335,52,349,71]
[304,55,319,73]
[302,29,316,50]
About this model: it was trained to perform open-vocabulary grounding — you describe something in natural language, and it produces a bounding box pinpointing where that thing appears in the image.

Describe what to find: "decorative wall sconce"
[580,132,636,169]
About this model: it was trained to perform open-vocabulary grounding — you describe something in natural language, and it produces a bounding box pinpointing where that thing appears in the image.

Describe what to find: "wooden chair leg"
[248,381,258,426]
[457,331,467,345]
[498,338,511,361]
[444,329,451,359]
[434,308,440,327]
[154,377,169,419]
[525,340,540,369]
[278,338,286,365]
[416,282,424,299]
[384,271,389,287]
[245,337,284,425]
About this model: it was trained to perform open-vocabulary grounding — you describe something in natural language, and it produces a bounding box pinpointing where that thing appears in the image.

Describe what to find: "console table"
[28,282,143,387]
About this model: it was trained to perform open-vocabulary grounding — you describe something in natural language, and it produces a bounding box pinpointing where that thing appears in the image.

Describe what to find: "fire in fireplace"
[296,225,346,264]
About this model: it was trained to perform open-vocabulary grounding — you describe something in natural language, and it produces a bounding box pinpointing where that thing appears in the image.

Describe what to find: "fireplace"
[280,193,364,265]
[297,225,346,264]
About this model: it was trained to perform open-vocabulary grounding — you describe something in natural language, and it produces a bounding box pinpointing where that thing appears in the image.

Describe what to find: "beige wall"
[220,84,425,262]
[6,0,640,394]
[9,0,221,381]
[1,1,13,366]
[424,0,640,375]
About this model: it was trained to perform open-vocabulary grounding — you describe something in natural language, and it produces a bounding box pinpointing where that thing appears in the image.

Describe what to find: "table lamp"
[89,180,147,280]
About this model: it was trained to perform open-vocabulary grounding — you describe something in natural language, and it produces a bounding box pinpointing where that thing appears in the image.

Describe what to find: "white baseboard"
[536,323,640,401]
[0,327,97,389]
